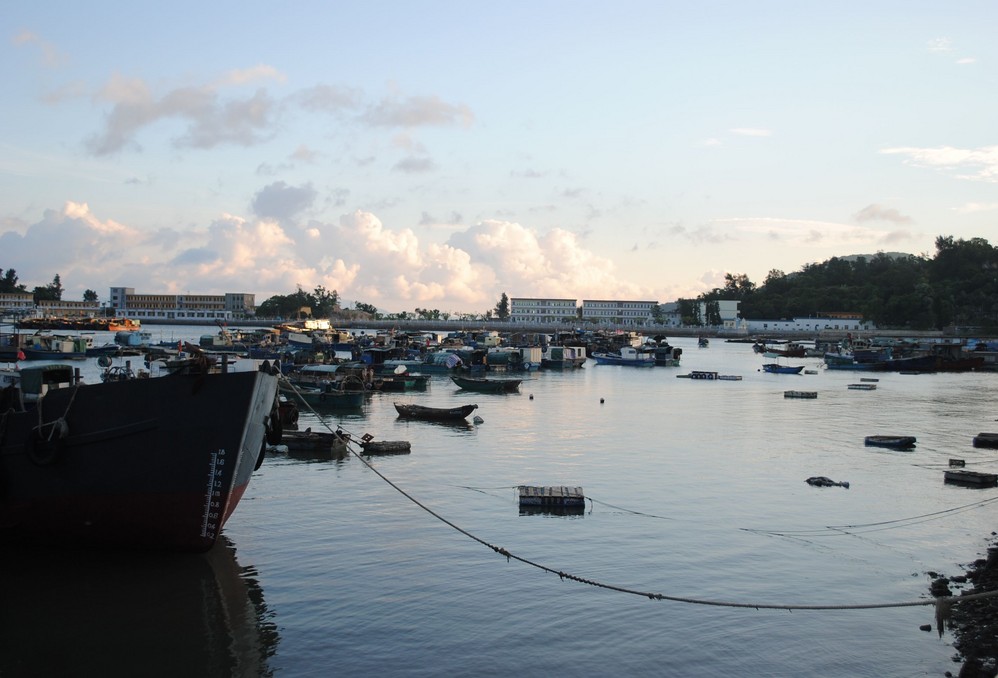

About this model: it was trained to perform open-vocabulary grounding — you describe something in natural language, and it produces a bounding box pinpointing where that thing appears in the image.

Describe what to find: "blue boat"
[761,363,805,374]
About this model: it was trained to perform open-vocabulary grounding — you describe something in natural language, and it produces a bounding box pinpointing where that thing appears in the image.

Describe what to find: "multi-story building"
[109,287,256,320]
[36,299,101,318]
[581,299,657,325]
[509,297,578,324]
[0,292,35,317]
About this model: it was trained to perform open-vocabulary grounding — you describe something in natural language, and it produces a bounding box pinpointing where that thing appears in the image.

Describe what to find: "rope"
[277,374,998,615]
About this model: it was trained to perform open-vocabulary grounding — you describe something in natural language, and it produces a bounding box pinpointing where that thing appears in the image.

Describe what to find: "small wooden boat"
[451,375,522,393]
[848,383,877,390]
[360,440,412,455]
[944,470,998,487]
[864,435,916,449]
[394,402,478,421]
[972,432,998,449]
[806,476,849,488]
[286,383,365,409]
[784,390,817,399]
[280,429,350,459]
[761,363,805,374]
[591,347,655,367]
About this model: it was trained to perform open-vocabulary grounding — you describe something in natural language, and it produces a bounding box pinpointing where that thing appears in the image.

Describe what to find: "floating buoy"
[600,397,604,404]
[529,394,534,400]
[473,415,484,424]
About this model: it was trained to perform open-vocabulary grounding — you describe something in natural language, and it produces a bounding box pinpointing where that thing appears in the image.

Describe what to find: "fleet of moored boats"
[3,318,998,552]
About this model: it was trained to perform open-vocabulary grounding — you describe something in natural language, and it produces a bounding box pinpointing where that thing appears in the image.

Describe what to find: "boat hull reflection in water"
[0,538,278,675]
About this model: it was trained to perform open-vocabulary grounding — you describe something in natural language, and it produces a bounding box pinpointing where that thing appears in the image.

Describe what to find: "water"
[4,328,997,676]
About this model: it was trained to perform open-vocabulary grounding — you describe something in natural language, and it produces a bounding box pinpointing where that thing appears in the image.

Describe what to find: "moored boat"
[864,435,916,449]
[393,402,478,421]
[591,346,655,367]
[0,362,280,551]
[451,375,522,392]
[761,363,805,374]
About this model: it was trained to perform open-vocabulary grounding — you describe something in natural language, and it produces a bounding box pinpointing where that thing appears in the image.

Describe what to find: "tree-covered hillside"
[693,236,998,331]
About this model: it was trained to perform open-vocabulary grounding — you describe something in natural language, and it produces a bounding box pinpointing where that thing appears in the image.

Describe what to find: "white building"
[110,287,256,320]
[581,299,657,325]
[509,297,578,324]
[742,315,874,334]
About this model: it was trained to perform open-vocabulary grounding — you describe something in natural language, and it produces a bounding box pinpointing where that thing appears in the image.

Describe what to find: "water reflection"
[0,538,278,676]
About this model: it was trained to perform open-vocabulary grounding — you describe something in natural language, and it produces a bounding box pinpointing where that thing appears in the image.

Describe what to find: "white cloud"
[880,145,998,183]
[928,37,952,53]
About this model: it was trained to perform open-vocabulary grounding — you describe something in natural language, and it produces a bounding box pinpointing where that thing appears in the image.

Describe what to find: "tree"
[494,293,510,320]
[32,274,63,303]
[0,268,26,293]
[354,301,379,316]
[83,289,99,302]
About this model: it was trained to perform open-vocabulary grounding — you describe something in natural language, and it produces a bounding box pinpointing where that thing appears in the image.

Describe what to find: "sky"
[2,2,997,315]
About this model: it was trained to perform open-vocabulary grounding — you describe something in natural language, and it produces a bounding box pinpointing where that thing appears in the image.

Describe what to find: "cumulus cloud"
[880,145,998,183]
[853,204,912,224]
[250,181,318,222]
[393,156,436,173]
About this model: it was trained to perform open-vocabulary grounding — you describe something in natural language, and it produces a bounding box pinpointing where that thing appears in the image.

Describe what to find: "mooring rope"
[278,375,998,616]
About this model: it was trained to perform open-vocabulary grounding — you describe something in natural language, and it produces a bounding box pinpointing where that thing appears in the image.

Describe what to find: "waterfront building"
[109,287,256,321]
[37,299,101,318]
[0,292,35,318]
[581,299,657,326]
[509,298,578,324]
[742,315,874,334]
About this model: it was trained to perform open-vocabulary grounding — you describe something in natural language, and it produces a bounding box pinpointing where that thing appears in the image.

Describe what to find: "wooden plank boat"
[280,429,350,460]
[450,375,521,393]
[394,402,478,421]
[360,440,412,455]
[944,470,998,487]
[864,435,916,449]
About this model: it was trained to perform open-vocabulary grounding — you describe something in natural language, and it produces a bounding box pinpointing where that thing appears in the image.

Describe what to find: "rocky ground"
[931,534,998,678]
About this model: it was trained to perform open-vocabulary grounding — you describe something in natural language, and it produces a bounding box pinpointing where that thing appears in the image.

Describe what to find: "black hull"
[0,370,278,551]
[394,402,478,421]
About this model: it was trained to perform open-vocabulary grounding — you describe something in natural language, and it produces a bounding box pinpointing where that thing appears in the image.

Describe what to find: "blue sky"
[2,2,996,313]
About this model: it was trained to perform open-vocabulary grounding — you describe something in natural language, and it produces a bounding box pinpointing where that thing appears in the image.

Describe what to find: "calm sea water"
[4,327,997,677]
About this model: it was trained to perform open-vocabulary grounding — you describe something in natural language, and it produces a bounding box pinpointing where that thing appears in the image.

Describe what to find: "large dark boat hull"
[0,370,278,552]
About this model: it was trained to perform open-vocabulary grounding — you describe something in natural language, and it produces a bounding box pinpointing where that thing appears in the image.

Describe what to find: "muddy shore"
[933,534,998,677]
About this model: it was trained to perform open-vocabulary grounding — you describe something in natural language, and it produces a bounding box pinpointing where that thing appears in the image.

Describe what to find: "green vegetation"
[256,285,339,319]
[692,236,998,331]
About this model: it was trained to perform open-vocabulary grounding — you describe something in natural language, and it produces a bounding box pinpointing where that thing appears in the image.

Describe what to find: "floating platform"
[949,459,966,467]
[518,485,585,508]
[860,377,879,382]
[848,383,877,390]
[677,371,740,380]
[784,390,817,399]
[972,432,998,449]
[944,470,998,487]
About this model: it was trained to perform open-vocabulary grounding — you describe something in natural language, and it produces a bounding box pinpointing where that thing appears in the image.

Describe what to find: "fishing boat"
[451,375,522,393]
[864,435,916,449]
[0,362,280,552]
[286,382,365,409]
[591,346,655,367]
[394,402,478,421]
[761,363,805,374]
